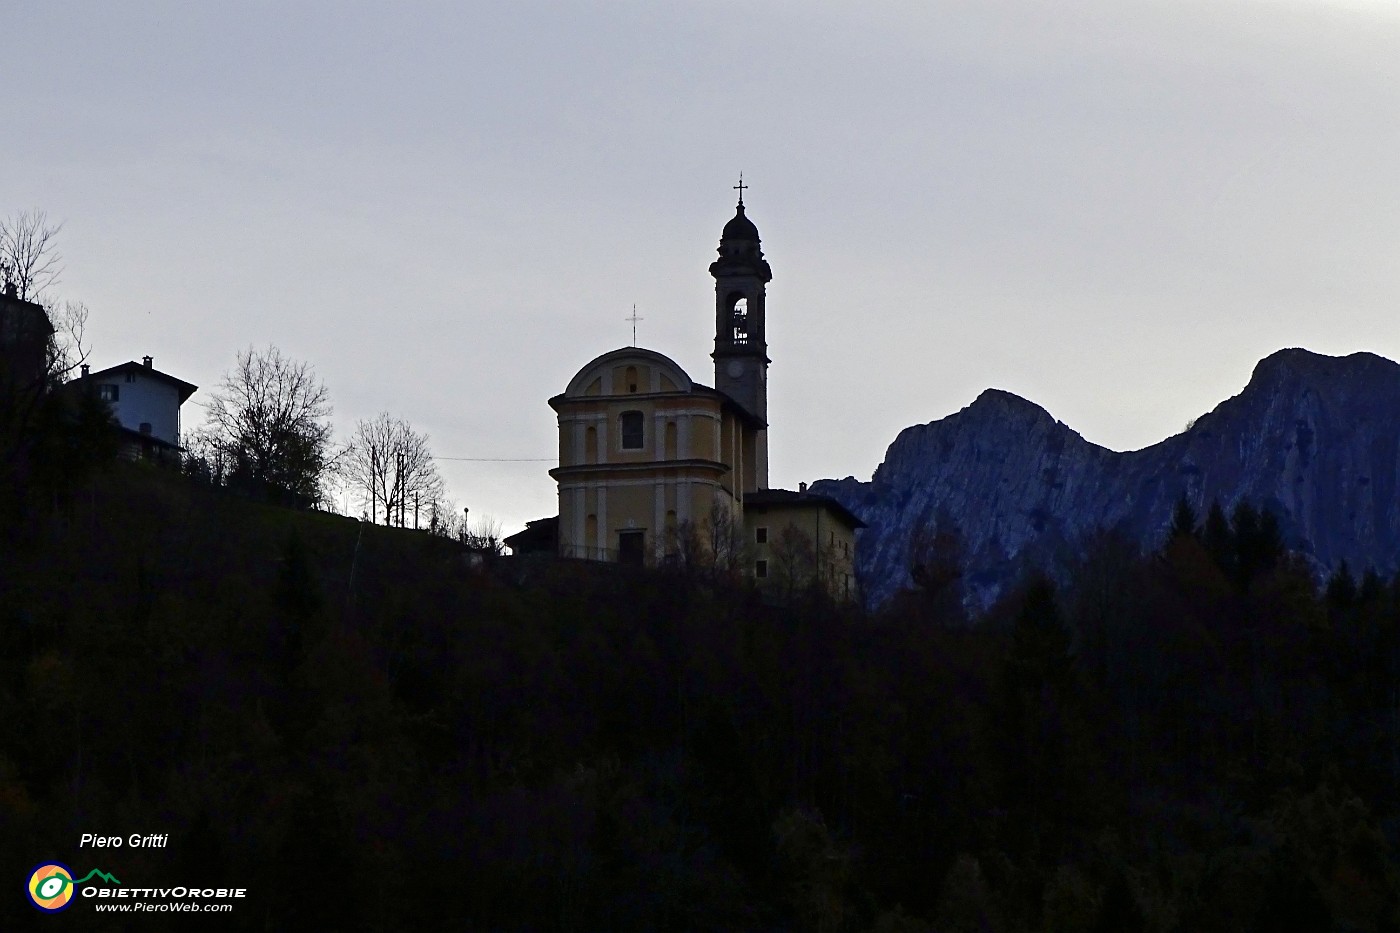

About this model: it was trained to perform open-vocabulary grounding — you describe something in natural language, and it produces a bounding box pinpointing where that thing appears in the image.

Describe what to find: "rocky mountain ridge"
[811,349,1400,608]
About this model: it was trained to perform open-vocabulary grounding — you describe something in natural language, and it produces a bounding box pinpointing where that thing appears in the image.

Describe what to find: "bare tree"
[461,513,505,555]
[425,497,463,539]
[0,209,63,302]
[906,508,968,625]
[342,412,445,526]
[203,345,335,508]
[667,498,747,579]
[0,212,90,388]
[706,498,747,575]
[45,299,91,386]
[770,524,819,600]
[1,214,99,502]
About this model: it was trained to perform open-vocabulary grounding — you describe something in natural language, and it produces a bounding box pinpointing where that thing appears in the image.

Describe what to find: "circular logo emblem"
[27,862,76,912]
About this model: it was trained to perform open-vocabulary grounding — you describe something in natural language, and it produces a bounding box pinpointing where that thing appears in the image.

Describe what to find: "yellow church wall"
[555,395,727,469]
[556,472,734,562]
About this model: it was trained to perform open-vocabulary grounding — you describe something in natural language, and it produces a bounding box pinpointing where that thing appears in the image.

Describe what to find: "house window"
[98,384,119,402]
[125,372,136,383]
[620,411,644,449]
[755,526,768,544]
[755,559,768,578]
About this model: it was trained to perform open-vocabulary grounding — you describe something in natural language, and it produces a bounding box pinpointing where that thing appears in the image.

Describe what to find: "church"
[508,189,863,600]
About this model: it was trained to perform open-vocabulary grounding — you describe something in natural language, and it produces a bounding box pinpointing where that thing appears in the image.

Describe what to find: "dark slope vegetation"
[4,462,1400,930]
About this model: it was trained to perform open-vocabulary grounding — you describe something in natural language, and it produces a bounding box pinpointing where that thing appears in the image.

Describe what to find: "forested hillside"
[4,463,1400,931]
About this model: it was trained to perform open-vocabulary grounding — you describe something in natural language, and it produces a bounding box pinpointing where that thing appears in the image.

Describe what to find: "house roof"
[84,361,198,403]
[504,516,559,553]
[743,488,867,530]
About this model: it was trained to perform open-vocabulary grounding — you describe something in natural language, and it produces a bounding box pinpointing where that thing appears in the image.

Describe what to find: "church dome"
[721,203,761,243]
[711,199,771,281]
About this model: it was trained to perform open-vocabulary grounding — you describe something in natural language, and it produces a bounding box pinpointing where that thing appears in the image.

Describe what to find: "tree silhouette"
[204,345,335,508]
[342,412,445,526]
[1168,494,1198,541]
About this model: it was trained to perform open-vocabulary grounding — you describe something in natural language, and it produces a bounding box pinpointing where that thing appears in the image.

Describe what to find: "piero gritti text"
[80,833,170,848]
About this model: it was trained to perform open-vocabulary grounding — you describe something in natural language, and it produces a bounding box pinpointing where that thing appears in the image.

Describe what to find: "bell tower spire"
[710,181,771,425]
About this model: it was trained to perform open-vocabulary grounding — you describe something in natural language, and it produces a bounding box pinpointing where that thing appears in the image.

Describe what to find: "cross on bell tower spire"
[733,173,747,207]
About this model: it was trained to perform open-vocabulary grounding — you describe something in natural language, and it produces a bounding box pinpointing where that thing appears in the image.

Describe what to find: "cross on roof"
[626,303,644,346]
[734,173,747,206]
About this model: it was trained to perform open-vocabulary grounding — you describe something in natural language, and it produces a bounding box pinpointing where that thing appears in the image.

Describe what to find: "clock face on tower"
[726,360,744,378]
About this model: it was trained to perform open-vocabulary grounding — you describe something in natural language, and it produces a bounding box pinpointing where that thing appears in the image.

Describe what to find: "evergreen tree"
[1256,508,1284,570]
[1230,499,1262,586]
[1168,494,1198,542]
[1360,567,1385,606]
[1326,560,1358,611]
[1202,499,1234,579]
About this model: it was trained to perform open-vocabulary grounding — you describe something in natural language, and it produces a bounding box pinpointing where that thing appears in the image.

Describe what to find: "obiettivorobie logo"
[26,862,121,912]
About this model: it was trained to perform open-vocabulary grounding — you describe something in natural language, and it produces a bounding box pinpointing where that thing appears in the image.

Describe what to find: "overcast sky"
[6,1,1400,534]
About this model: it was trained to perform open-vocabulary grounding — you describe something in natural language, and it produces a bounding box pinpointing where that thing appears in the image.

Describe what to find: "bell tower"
[710,180,772,425]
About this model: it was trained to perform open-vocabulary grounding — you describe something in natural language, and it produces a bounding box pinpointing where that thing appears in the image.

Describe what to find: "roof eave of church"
[549,386,702,411]
[694,383,768,429]
[550,458,732,480]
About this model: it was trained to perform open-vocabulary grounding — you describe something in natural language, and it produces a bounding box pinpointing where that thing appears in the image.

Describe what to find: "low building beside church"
[516,192,864,600]
[745,486,862,602]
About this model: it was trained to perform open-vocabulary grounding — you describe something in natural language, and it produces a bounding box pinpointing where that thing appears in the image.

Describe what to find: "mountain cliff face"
[811,349,1400,608]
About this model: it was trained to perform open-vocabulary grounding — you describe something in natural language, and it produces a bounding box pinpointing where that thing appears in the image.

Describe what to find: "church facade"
[533,194,863,599]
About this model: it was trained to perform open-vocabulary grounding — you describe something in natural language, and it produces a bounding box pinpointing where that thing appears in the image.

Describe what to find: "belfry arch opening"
[728,294,749,346]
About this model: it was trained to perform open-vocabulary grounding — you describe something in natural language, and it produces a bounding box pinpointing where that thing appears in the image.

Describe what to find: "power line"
[435,456,553,462]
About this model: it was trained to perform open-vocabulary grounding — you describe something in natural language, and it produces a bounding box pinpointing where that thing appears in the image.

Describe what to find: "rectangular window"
[755,560,768,578]
[98,384,119,402]
[617,529,645,565]
[755,526,767,544]
[125,372,136,383]
[620,411,644,450]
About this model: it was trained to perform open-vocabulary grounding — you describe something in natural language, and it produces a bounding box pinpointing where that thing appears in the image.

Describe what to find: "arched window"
[625,365,639,393]
[620,411,644,449]
[729,295,749,345]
